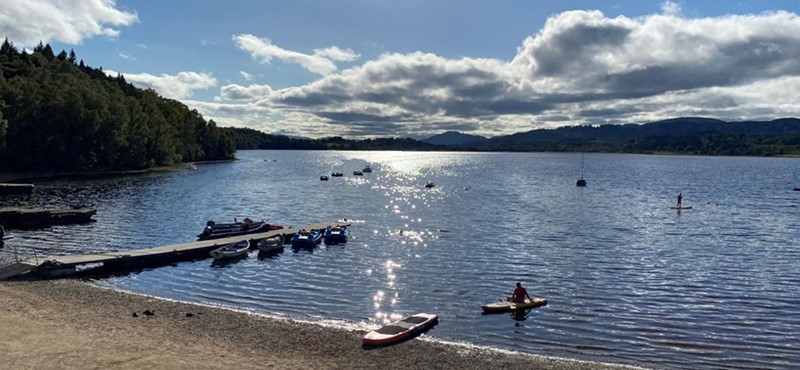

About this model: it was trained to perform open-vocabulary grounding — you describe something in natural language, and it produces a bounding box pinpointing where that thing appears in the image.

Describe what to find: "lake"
[3,150,799,369]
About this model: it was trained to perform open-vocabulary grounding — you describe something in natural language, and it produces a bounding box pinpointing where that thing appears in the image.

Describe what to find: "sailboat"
[576,152,587,187]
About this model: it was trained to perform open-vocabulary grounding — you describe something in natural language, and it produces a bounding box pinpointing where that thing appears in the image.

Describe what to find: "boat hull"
[481,297,547,314]
[291,231,321,248]
[209,240,250,260]
[323,226,348,245]
[257,235,285,253]
[362,313,438,346]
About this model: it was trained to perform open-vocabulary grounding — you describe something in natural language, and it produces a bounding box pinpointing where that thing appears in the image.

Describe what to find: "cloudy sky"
[3,0,800,139]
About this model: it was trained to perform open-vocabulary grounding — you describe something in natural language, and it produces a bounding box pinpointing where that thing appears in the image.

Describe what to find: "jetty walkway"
[0,221,345,280]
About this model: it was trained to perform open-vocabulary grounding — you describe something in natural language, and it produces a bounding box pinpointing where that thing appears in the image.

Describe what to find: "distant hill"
[422,131,488,146]
[472,117,800,156]
[226,117,800,157]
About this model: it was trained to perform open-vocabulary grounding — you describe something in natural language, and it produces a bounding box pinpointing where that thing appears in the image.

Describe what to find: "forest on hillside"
[224,127,440,151]
[0,39,235,171]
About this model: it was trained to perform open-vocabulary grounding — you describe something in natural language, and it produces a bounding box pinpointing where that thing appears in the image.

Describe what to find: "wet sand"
[0,279,645,370]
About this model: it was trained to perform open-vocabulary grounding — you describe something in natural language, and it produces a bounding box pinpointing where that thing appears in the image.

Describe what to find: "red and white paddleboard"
[362,313,438,346]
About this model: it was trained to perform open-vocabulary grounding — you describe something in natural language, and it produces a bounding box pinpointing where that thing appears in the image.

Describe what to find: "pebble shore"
[0,279,646,370]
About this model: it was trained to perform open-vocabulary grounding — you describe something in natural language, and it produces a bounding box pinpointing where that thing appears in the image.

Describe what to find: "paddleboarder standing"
[677,193,683,207]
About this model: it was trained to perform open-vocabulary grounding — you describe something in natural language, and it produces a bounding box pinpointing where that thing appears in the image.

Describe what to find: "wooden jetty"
[0,207,97,229]
[0,221,346,280]
[0,183,34,195]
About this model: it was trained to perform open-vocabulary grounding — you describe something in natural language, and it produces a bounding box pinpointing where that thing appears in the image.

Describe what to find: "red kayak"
[362,313,438,346]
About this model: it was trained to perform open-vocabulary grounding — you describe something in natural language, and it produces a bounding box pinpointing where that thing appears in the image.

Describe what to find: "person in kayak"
[509,282,532,303]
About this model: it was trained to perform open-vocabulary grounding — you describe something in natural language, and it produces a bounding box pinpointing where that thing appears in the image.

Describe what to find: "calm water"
[3,151,800,369]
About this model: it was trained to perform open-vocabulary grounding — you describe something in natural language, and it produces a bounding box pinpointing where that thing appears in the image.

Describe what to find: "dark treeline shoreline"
[0,39,235,173]
[228,117,800,157]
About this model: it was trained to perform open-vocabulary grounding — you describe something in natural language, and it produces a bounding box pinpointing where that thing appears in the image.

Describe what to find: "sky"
[3,0,800,139]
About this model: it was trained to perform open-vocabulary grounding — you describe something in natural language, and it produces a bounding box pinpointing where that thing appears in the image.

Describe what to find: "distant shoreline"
[0,279,645,370]
[0,160,234,183]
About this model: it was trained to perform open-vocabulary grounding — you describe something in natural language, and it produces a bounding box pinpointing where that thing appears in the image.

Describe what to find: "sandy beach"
[0,279,644,370]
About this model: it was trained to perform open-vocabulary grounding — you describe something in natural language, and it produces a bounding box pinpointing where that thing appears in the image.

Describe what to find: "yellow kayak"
[481,297,547,313]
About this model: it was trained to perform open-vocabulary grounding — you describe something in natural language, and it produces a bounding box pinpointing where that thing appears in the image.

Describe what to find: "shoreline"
[0,279,645,370]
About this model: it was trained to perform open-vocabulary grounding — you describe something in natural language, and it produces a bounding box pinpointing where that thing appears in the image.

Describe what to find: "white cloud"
[0,0,138,46]
[233,34,356,75]
[313,46,360,62]
[118,51,136,60]
[219,83,273,101]
[208,9,800,138]
[111,71,217,99]
[661,1,682,16]
[240,71,254,81]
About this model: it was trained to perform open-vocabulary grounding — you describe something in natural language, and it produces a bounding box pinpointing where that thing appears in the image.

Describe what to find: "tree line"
[0,39,235,171]
[223,127,440,151]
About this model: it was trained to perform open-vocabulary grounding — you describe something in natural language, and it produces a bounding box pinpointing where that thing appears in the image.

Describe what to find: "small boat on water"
[362,165,373,173]
[198,219,283,241]
[291,229,322,248]
[209,240,250,260]
[331,172,344,177]
[323,225,348,245]
[576,152,587,187]
[320,175,329,181]
[362,313,438,346]
[424,181,435,188]
[481,297,548,314]
[257,235,285,253]
[353,170,363,176]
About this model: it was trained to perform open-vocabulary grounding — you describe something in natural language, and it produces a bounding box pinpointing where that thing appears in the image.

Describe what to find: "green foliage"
[0,39,235,171]
[222,127,440,151]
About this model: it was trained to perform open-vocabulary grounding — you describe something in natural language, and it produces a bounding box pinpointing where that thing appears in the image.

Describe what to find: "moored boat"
[291,229,322,248]
[257,235,285,253]
[362,313,438,346]
[331,172,344,177]
[209,240,250,260]
[323,225,348,245]
[424,181,435,188]
[353,170,363,176]
[362,165,372,173]
[320,175,329,181]
[198,219,284,241]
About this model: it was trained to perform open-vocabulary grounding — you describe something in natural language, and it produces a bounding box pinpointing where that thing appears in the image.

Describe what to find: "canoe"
[209,240,250,260]
[481,297,548,314]
[257,235,285,253]
[362,313,438,346]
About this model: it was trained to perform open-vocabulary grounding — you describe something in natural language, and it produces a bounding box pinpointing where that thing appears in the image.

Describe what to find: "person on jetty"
[677,192,683,207]
[509,282,532,303]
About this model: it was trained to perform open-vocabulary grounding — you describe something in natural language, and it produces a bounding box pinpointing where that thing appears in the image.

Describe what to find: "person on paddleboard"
[677,193,683,207]
[510,282,532,303]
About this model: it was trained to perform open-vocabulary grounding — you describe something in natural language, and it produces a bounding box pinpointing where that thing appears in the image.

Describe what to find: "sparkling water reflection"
[3,151,799,369]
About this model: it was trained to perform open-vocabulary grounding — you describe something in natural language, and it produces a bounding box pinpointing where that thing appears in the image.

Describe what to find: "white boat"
[209,240,250,260]
[257,235,285,253]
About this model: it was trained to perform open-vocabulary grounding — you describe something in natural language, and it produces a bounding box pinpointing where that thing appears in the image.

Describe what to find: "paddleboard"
[481,297,547,314]
[362,313,438,346]
[671,206,692,210]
